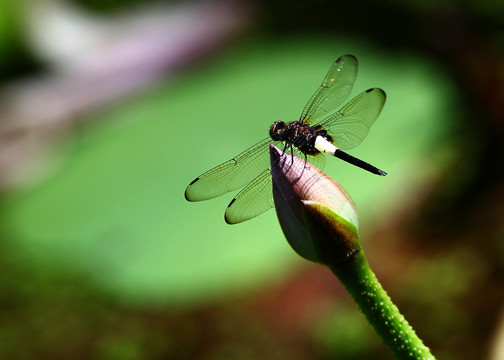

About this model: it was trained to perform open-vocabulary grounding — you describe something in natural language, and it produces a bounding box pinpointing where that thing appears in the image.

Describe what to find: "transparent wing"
[185,137,271,201]
[224,146,326,224]
[316,88,386,150]
[224,169,274,224]
[300,55,358,124]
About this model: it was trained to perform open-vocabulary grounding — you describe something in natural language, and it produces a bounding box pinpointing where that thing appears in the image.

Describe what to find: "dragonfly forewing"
[300,55,358,124]
[185,137,271,201]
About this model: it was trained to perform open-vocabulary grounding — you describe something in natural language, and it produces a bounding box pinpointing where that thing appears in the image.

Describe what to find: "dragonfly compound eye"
[270,121,286,140]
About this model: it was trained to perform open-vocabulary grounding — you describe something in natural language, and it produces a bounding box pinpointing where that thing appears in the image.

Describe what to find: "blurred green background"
[0,0,503,359]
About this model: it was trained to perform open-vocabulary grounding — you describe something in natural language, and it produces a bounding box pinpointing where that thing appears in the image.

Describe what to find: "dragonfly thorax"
[269,120,333,156]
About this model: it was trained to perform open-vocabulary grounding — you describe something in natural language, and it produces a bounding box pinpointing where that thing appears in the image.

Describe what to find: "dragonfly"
[185,55,387,224]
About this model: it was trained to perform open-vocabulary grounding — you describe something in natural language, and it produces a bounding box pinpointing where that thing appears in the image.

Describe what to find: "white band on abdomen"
[314,136,338,155]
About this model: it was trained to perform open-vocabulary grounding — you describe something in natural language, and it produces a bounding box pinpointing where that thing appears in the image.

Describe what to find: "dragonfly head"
[270,120,286,141]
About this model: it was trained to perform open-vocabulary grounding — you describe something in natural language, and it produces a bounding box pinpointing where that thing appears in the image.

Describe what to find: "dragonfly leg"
[282,142,289,154]
[280,144,295,174]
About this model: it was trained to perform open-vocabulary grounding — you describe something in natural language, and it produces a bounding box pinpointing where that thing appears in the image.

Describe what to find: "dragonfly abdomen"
[313,136,387,176]
[333,148,387,176]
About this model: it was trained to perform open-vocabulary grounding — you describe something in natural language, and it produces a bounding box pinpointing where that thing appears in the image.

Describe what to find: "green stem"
[330,249,436,360]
